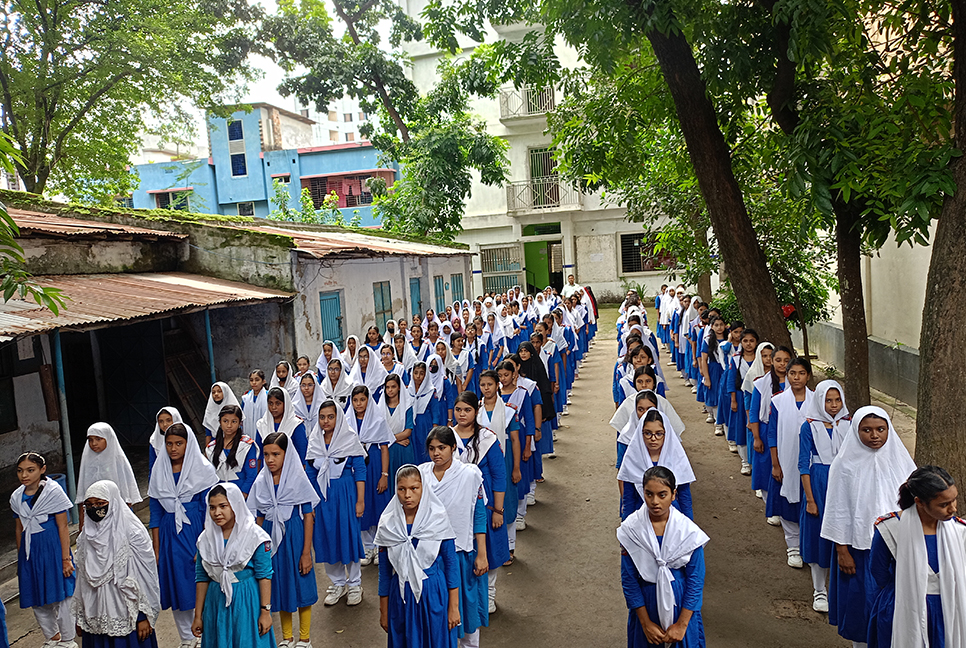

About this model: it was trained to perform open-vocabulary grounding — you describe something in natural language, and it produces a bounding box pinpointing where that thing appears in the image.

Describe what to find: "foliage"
[268,180,363,227]
[0,135,65,313]
[0,0,263,200]
[263,0,508,239]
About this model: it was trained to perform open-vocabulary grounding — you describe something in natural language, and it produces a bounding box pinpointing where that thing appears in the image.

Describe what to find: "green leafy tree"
[0,0,263,200]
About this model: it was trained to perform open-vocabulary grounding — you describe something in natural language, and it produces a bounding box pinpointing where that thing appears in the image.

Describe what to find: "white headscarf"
[378,375,414,436]
[305,402,365,500]
[10,475,73,559]
[425,353,445,399]
[318,359,356,407]
[617,410,695,500]
[771,385,813,504]
[879,506,966,648]
[418,460,485,553]
[148,406,183,455]
[477,397,512,449]
[248,433,320,555]
[612,391,686,441]
[147,429,219,533]
[409,363,435,416]
[741,343,774,394]
[374,467,457,602]
[293,372,323,425]
[802,380,850,465]
[349,346,389,394]
[342,335,360,371]
[76,422,141,505]
[203,382,243,434]
[316,340,344,376]
[270,361,300,400]
[383,320,398,346]
[351,392,397,446]
[72,480,161,636]
[198,483,272,606]
[617,504,709,631]
[820,406,917,550]
[256,388,303,446]
[480,315,506,349]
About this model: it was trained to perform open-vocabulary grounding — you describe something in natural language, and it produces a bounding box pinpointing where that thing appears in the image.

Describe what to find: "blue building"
[131,103,398,226]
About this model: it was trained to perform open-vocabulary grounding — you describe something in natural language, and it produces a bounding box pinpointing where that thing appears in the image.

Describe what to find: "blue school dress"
[195,541,275,648]
[464,352,480,397]
[528,388,547,480]
[798,422,833,567]
[359,418,392,531]
[0,600,8,648]
[473,439,510,568]
[441,377,457,422]
[378,535,459,648]
[613,362,629,406]
[149,475,207,612]
[621,475,693,521]
[412,396,439,466]
[483,405,521,541]
[748,386,781,493]
[725,359,750,446]
[14,495,75,609]
[457,498,489,639]
[210,439,259,496]
[867,521,949,648]
[82,613,158,648]
[387,407,417,480]
[709,342,730,411]
[765,402,802,522]
[696,337,710,404]
[307,454,366,565]
[258,497,319,612]
[829,545,873,643]
[275,422,308,463]
[621,543,705,648]
[502,391,534,500]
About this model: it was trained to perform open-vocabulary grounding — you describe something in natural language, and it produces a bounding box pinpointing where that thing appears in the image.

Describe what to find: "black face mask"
[85,503,108,523]
[430,365,439,374]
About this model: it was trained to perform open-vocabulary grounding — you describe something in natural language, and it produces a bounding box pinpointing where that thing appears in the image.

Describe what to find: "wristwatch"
[261,605,271,612]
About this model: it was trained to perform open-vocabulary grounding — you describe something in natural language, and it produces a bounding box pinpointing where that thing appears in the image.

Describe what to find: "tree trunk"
[646,28,792,350]
[917,0,966,493]
[834,205,871,408]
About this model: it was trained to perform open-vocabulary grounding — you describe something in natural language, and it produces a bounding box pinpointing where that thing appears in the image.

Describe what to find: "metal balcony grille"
[499,86,556,119]
[506,177,580,212]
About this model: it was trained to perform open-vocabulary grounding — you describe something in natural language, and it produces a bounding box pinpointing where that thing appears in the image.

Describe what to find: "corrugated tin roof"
[10,209,187,241]
[0,272,292,341]
[250,225,472,259]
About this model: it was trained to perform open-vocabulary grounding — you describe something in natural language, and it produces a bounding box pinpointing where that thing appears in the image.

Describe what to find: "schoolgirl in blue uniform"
[478,370,522,563]
[434,341,460,420]
[250,431,320,646]
[618,466,707,648]
[453,391,509,614]
[421,427,489,647]
[518,342,556,463]
[409,326,431,364]
[147,423,219,646]
[365,325,384,353]
[379,374,417,480]
[351,385,397,567]
[148,406,184,470]
[192,483,275,648]
[481,313,506,371]
[867,466,965,648]
[462,327,482,397]
[11,452,76,647]
[426,354,450,427]
[202,381,242,446]
[767,357,813,569]
[799,380,849,613]
[205,404,258,497]
[618,409,695,520]
[409,362,438,465]
[748,345,787,510]
[376,465,460,648]
[256,388,308,462]
[378,344,410,396]
[305,399,367,607]
[726,328,758,473]
[241,370,268,430]
[497,360,535,532]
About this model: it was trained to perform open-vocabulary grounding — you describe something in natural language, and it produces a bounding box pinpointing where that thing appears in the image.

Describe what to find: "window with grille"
[483,275,518,294]
[156,191,189,211]
[434,275,446,313]
[237,202,255,216]
[480,246,522,274]
[230,153,247,177]
[373,281,392,330]
[228,120,244,141]
[345,175,373,207]
[116,195,134,209]
[620,232,676,273]
[308,177,327,208]
[450,273,464,303]
[276,175,291,184]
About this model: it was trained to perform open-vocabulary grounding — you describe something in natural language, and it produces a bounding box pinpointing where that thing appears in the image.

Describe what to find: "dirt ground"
[8,305,854,647]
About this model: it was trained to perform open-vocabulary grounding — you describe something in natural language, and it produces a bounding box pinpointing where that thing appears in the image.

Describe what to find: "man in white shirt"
[561,274,582,299]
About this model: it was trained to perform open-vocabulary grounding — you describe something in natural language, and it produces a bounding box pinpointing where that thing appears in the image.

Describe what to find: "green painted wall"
[524,241,550,292]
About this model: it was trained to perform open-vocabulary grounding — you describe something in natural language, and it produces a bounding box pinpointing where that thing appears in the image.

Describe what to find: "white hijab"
[203,382,243,433]
[10,475,73,559]
[374,468,457,602]
[316,340,344,376]
[352,394,397,446]
[802,380,851,465]
[248,434,321,555]
[349,346,389,394]
[148,406,184,455]
[617,504,709,631]
[418,460,485,553]
[147,429,219,533]
[342,335,360,371]
[293,372,322,425]
[820,406,917,550]
[409,363,435,416]
[771,385,813,504]
[478,396,513,449]
[383,320,398,346]
[318,359,357,407]
[879,507,966,648]
[378,376,414,436]
[741,343,774,394]
[394,339,419,372]
[270,361,300,400]
[76,422,141,505]
[617,410,695,500]
[611,390,686,439]
[197,483,272,606]
[305,402,366,500]
[73,480,161,636]
[255,388,303,446]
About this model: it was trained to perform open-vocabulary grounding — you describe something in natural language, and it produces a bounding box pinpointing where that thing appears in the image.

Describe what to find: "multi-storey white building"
[400,18,669,301]
[303,96,371,145]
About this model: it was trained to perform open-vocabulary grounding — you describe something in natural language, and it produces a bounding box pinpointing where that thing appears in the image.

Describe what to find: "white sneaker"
[527,492,536,506]
[667,360,676,366]
[324,584,347,605]
[566,397,572,404]
[705,415,715,424]
[552,432,558,441]
[488,598,497,614]
[346,585,363,606]
[561,409,569,416]
[740,463,752,476]
[295,642,314,648]
[812,590,829,613]
[547,452,556,459]
[713,423,724,434]
[787,549,804,569]
[767,515,782,526]
[728,440,738,452]
[360,547,376,566]
[755,489,763,499]
[515,515,527,531]
[691,386,698,394]
[55,642,78,648]
[277,640,294,648]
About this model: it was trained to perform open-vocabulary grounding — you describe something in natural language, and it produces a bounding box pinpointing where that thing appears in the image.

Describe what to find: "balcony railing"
[506,177,581,212]
[499,86,556,119]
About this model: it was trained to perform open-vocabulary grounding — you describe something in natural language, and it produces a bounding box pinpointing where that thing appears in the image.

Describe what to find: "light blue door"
[434,275,446,313]
[319,291,343,342]
[409,278,422,317]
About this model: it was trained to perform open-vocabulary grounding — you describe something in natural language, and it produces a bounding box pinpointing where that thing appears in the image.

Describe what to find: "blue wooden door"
[409,277,422,317]
[319,291,343,342]
[434,275,446,313]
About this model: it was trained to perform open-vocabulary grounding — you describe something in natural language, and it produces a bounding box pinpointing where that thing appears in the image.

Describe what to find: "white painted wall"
[861,235,931,349]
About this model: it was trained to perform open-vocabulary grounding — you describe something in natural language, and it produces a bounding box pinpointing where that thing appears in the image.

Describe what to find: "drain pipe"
[52,331,78,523]
[204,309,216,384]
